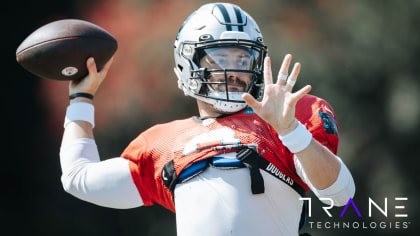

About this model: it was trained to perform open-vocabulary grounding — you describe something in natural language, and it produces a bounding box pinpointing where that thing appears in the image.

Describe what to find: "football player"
[60,3,355,236]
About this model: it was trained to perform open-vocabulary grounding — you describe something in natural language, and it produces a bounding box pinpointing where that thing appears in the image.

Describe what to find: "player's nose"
[226,71,241,83]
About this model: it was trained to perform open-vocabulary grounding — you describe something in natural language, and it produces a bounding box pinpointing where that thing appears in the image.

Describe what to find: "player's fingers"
[86,57,98,76]
[276,54,292,86]
[285,63,301,92]
[242,93,261,111]
[291,85,311,106]
[263,57,273,85]
[69,57,98,94]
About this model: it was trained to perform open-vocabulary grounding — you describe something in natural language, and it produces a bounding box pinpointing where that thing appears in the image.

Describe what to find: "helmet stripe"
[215,3,232,31]
[233,6,244,32]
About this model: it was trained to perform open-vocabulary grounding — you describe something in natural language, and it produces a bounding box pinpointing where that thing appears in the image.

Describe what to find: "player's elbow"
[61,172,73,193]
[60,166,88,196]
[331,178,355,207]
[316,160,356,207]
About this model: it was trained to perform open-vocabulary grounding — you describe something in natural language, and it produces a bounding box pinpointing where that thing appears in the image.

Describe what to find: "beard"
[209,76,250,92]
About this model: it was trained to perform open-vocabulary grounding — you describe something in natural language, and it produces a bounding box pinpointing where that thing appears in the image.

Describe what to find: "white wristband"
[278,121,312,153]
[64,102,95,128]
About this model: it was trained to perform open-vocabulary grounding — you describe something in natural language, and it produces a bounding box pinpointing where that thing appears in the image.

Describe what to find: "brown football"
[16,19,117,81]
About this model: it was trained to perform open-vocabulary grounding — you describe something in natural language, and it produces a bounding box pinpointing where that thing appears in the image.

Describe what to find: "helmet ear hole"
[178,65,184,72]
[199,34,214,41]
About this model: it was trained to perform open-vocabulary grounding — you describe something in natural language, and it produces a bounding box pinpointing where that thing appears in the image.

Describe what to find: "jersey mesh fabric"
[121,94,339,212]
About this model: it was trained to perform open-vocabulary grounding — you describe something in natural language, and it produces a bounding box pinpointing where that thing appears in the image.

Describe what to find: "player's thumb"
[87,57,98,75]
[242,93,260,111]
[291,85,311,106]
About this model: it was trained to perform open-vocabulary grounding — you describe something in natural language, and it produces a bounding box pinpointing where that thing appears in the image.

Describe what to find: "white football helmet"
[174,3,267,113]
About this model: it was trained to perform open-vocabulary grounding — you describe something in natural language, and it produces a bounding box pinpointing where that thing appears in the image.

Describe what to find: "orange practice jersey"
[121,94,339,212]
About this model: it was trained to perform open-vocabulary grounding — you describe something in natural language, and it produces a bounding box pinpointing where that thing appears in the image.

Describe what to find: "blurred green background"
[7,0,419,235]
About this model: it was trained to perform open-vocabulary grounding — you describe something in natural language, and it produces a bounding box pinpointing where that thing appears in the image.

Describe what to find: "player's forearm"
[276,120,341,190]
[294,139,340,190]
[278,120,354,206]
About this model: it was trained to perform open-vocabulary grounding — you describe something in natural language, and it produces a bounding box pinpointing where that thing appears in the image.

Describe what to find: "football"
[16,19,117,81]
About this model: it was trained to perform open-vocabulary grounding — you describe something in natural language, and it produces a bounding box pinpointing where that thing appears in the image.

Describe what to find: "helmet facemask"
[181,39,266,113]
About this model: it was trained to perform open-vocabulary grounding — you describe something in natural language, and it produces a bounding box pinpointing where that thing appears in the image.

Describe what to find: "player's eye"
[215,58,226,65]
[238,55,250,67]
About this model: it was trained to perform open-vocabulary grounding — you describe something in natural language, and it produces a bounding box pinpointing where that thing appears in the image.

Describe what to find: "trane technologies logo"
[300,197,410,230]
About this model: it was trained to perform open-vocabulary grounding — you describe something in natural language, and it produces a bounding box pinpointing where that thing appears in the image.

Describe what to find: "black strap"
[235,147,306,197]
[236,148,265,194]
[69,92,94,100]
[259,157,306,197]
[162,160,177,192]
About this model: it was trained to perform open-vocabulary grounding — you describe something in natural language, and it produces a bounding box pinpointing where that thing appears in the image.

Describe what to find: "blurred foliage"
[8,0,419,235]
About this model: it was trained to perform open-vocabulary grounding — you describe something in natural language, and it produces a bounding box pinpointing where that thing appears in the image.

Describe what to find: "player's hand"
[69,56,114,97]
[242,54,311,136]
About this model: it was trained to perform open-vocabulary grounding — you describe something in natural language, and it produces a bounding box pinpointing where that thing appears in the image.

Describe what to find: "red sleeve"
[120,134,155,206]
[296,95,339,154]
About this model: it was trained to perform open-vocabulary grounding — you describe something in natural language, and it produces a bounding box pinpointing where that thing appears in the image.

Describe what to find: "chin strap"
[213,100,247,113]
[191,93,248,113]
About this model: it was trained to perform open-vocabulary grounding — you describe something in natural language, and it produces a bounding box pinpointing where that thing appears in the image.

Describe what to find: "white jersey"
[175,166,303,236]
